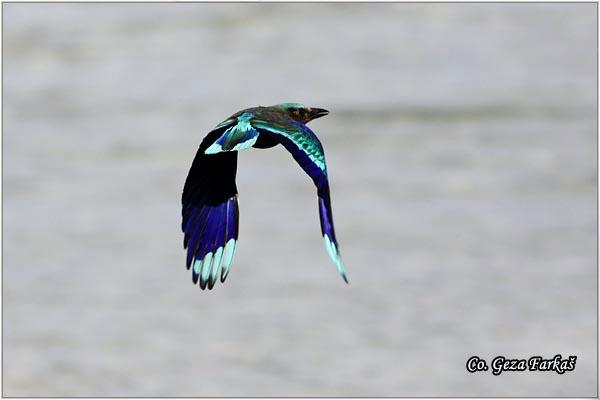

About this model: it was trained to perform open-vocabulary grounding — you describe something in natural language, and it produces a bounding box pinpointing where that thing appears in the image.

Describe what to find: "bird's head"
[277,103,329,124]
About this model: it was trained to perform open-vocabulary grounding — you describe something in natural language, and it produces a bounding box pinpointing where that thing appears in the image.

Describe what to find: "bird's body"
[181,103,346,289]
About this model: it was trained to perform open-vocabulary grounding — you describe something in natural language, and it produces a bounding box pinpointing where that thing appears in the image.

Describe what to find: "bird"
[181,103,347,290]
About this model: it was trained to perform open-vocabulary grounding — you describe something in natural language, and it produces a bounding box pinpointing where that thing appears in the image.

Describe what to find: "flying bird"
[181,103,347,289]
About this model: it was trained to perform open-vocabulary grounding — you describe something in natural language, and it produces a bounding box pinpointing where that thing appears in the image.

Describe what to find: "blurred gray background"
[2,3,597,397]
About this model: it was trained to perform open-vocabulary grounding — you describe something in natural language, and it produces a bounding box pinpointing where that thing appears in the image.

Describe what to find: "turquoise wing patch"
[205,112,259,154]
[252,120,327,173]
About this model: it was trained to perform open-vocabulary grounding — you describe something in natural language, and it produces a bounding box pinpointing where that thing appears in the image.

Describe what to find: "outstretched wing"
[181,122,240,290]
[253,119,347,283]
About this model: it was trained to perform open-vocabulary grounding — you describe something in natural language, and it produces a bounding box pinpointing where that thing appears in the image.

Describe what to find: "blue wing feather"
[254,120,347,282]
[182,129,240,289]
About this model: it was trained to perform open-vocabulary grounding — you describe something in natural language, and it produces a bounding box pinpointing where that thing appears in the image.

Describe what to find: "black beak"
[309,107,329,121]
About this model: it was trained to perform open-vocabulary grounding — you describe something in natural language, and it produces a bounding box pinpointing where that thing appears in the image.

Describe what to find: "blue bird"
[181,103,347,289]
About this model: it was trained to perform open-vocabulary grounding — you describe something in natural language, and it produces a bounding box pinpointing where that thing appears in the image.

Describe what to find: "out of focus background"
[2,3,597,397]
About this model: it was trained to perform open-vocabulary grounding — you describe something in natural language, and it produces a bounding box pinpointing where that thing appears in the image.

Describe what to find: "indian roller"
[181,103,347,289]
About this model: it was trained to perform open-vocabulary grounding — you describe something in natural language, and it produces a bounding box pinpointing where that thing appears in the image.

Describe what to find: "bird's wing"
[204,112,260,154]
[181,122,240,289]
[253,119,347,282]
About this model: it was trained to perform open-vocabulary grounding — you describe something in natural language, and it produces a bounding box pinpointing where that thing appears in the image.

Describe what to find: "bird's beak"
[308,107,329,121]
